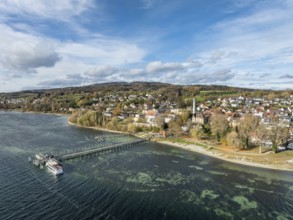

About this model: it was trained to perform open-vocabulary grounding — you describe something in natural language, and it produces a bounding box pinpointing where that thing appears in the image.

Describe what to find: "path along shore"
[67,120,293,172]
[156,140,293,172]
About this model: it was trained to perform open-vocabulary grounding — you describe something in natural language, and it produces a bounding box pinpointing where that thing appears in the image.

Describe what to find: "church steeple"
[192,99,196,123]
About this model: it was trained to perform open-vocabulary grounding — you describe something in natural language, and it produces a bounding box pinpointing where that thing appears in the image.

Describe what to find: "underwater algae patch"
[125,170,196,188]
[155,171,194,185]
[126,171,160,187]
[232,196,257,211]
[214,208,233,219]
[179,190,201,204]
[180,190,233,219]
[200,189,219,200]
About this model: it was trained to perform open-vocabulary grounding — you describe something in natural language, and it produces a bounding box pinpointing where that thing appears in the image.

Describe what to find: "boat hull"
[46,158,64,175]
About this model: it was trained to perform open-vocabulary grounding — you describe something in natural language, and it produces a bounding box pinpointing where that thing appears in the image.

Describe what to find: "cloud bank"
[0,0,293,91]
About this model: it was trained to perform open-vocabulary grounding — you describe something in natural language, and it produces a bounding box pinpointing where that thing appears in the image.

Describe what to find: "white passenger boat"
[46,158,63,175]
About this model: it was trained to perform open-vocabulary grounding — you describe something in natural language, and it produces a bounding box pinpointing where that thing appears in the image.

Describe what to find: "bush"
[226,131,241,150]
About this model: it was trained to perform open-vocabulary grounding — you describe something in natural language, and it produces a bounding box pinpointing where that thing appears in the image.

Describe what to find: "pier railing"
[60,138,146,161]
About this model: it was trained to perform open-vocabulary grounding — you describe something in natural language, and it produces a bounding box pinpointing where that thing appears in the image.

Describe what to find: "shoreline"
[67,120,293,172]
[2,108,293,172]
[157,140,293,172]
[5,110,291,172]
[67,120,129,134]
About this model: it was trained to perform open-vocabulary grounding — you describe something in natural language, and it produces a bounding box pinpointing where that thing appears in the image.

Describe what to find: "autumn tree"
[106,117,119,130]
[181,110,191,124]
[237,114,260,149]
[190,124,211,140]
[266,92,276,100]
[168,116,184,137]
[77,110,97,127]
[113,103,122,116]
[210,113,229,142]
[281,91,291,98]
[127,123,136,134]
[68,111,80,124]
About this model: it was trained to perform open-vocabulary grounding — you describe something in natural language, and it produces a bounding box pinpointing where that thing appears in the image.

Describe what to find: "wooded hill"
[1,81,290,113]
[1,81,255,99]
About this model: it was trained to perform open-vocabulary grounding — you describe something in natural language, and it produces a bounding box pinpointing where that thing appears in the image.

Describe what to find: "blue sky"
[0,0,293,92]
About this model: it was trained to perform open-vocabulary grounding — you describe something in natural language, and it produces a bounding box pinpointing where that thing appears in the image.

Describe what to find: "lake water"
[0,111,292,220]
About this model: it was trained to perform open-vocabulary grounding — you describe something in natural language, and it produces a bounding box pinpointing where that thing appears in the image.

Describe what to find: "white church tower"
[192,99,196,123]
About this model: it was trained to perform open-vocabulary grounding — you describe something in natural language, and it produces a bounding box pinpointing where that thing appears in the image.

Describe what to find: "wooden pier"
[60,138,146,161]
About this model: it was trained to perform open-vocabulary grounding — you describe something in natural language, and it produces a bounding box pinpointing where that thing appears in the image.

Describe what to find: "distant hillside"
[1,81,174,97]
[1,81,256,97]
[2,81,292,114]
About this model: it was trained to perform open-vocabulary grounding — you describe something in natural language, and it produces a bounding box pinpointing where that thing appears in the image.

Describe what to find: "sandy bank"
[157,140,293,172]
[67,120,293,172]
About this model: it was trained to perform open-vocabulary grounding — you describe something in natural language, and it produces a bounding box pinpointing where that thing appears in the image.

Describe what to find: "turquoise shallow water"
[0,111,293,220]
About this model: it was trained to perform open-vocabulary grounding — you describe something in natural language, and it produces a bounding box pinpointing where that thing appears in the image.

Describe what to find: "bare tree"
[255,124,267,153]
[269,126,290,152]
[155,115,166,130]
[268,126,289,153]
[210,113,229,142]
[237,114,260,149]
[255,124,289,153]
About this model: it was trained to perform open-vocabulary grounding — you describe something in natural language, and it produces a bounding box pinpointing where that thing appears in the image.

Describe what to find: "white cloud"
[78,60,235,86]
[0,0,97,38]
[85,66,119,78]
[146,61,184,73]
[1,0,293,91]
[0,1,148,91]
[208,51,226,64]
[38,73,85,88]
[0,24,61,74]
[3,41,61,72]
[59,39,146,66]
[171,68,236,85]
[0,0,93,21]
[190,0,293,88]
[0,20,147,91]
